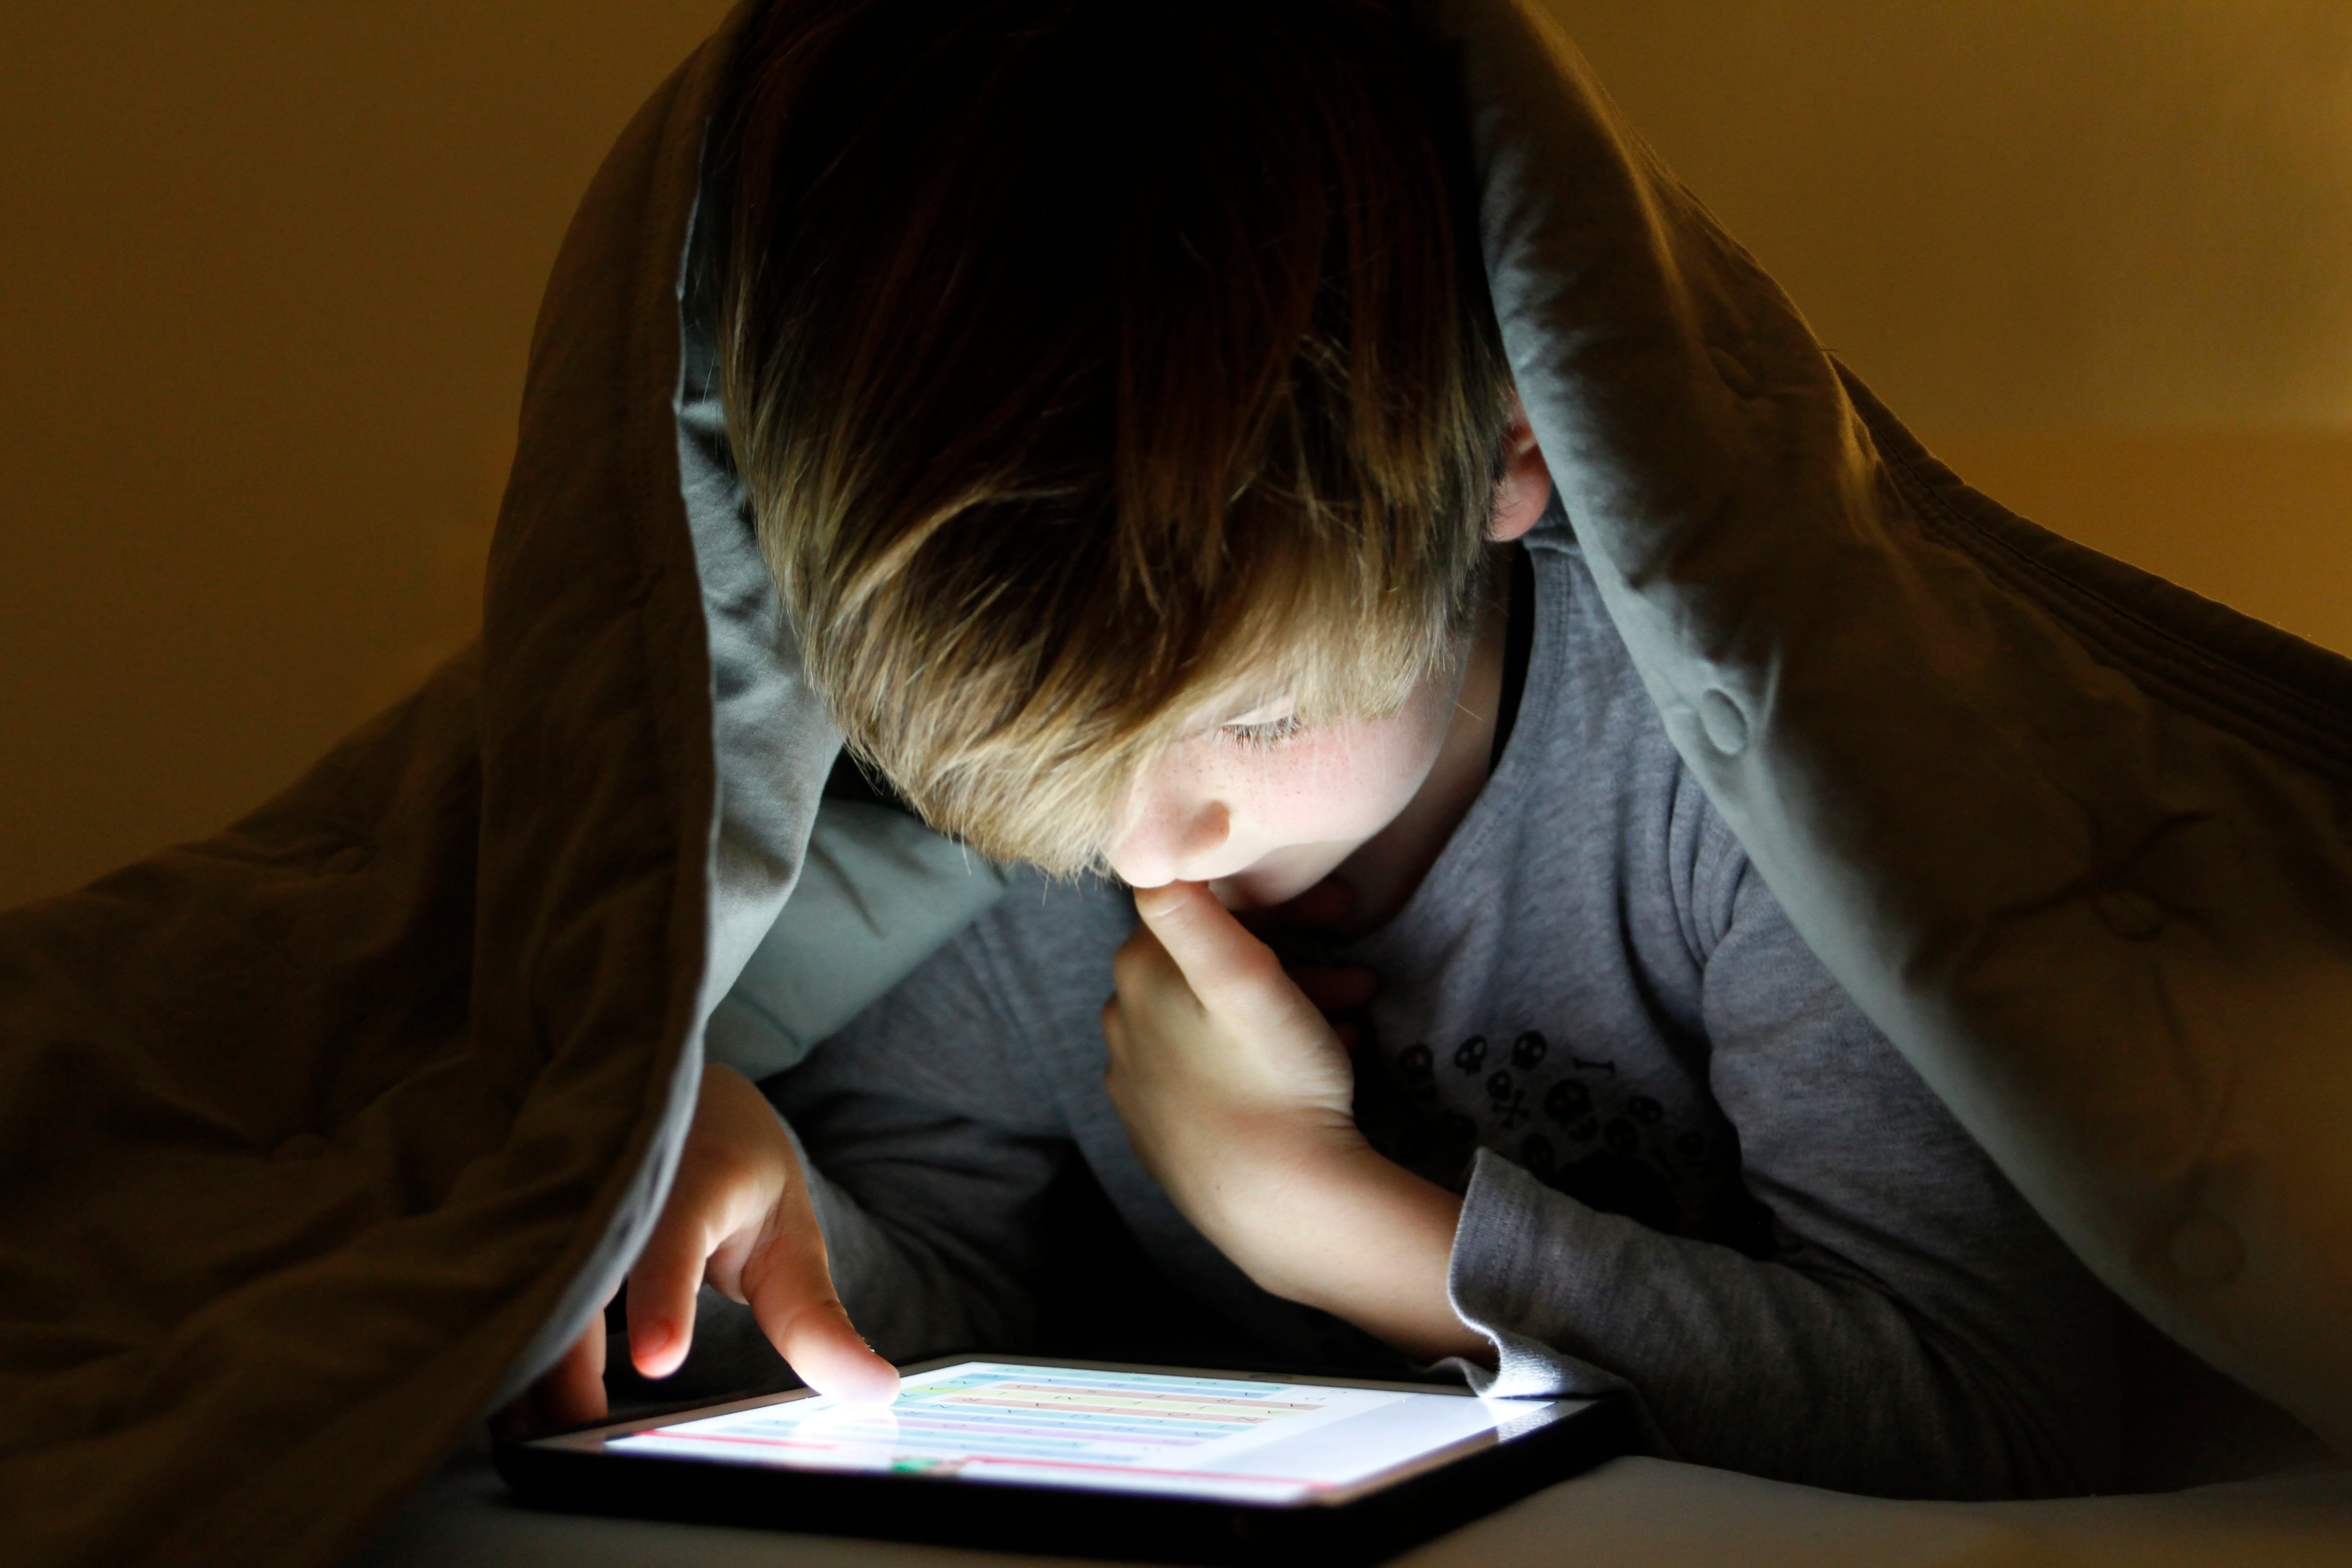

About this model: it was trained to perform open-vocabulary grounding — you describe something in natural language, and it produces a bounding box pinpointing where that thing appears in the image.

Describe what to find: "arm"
[1106,875,2119,1498]
[1447,849,2122,1497]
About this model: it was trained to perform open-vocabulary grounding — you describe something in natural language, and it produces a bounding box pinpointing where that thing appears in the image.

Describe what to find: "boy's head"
[718,0,1525,884]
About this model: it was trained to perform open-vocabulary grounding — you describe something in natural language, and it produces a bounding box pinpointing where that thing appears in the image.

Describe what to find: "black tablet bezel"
[495,1354,1631,1566]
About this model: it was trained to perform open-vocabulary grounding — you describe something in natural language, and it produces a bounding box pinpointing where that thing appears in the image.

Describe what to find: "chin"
[1207,856,1331,911]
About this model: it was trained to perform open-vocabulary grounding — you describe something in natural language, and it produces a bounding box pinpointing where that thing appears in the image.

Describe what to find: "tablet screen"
[567,1361,1578,1506]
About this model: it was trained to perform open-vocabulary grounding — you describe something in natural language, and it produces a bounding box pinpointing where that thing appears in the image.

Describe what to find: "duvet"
[1,2,2345,1563]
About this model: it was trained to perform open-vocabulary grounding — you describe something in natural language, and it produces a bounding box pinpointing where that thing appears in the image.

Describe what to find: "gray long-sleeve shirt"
[763,516,2164,1499]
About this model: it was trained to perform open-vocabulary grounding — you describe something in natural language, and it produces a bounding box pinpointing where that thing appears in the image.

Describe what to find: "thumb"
[742,1142,899,1408]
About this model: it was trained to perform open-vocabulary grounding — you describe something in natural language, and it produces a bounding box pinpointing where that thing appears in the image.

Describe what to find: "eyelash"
[1220,715,1305,750]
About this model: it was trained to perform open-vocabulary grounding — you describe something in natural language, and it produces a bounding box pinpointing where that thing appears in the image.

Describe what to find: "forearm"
[1199,1131,1484,1366]
[1664,856,2125,1496]
[1450,1152,2101,1499]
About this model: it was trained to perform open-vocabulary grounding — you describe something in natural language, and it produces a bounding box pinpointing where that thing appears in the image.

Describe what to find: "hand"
[1105,880,1362,1200]
[1103,882,1485,1364]
[493,1302,609,1437]
[1233,876,1381,1053]
[501,1062,898,1432]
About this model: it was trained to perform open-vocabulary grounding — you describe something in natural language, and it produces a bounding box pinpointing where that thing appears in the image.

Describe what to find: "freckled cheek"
[1239,729,1425,839]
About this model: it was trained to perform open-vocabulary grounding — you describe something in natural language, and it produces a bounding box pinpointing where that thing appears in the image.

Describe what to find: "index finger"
[742,1155,900,1408]
[1131,881,1295,1016]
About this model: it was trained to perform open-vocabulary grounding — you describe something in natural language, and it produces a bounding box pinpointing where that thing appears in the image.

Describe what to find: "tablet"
[497,1354,1630,1564]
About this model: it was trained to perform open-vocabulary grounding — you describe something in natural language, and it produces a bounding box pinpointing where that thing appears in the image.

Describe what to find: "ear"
[1488,396,1551,543]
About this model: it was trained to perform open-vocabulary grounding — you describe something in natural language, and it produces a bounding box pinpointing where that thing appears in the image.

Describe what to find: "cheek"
[1239,708,1448,836]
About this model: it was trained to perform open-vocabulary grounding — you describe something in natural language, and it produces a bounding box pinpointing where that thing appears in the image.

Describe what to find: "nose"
[1107,789,1232,888]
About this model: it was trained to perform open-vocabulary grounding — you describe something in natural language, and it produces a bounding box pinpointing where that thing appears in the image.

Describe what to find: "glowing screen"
[599,1362,1548,1505]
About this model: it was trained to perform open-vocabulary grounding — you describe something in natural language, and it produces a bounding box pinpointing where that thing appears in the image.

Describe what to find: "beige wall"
[0,0,736,908]
[1562,0,2352,656]
[4,1,2349,908]
[1569,0,2352,430]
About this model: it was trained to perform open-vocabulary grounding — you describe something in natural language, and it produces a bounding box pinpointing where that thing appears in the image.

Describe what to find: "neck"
[1323,548,1513,935]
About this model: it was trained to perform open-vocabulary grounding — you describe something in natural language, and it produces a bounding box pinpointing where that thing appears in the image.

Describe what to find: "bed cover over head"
[3,2,2348,1563]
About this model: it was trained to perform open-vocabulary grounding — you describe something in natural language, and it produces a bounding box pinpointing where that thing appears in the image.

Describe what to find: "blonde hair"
[717,0,1510,872]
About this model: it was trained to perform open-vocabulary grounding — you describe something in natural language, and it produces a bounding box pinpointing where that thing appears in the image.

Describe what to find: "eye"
[1220,714,1305,750]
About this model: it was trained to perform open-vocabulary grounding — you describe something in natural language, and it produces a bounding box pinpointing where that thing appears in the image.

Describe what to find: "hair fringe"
[716,0,1510,873]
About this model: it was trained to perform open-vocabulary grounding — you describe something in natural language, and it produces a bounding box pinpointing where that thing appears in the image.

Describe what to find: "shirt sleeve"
[1446,825,2122,1500]
[759,925,1073,1366]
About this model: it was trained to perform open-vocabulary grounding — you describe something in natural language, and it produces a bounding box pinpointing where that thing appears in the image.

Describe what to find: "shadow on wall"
[1,0,2349,909]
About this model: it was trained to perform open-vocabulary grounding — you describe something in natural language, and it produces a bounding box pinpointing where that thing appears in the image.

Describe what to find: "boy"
[528,0,2121,1497]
